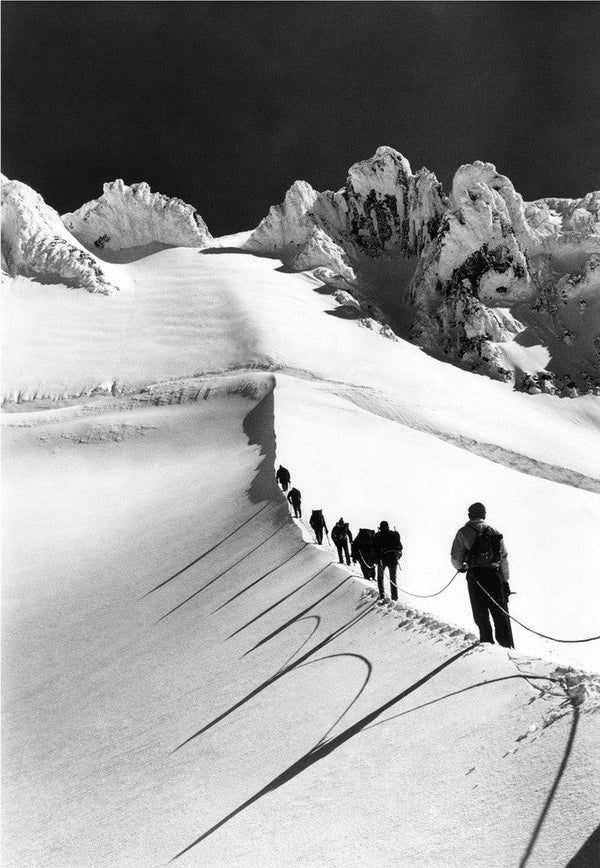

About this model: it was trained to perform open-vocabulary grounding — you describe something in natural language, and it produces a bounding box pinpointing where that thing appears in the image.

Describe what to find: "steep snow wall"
[1,175,117,294]
[62,179,213,251]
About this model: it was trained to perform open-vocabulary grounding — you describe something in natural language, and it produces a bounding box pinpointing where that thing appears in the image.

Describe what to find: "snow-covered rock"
[62,179,213,251]
[245,149,599,388]
[408,162,600,385]
[290,228,355,281]
[245,146,447,262]
[1,175,116,294]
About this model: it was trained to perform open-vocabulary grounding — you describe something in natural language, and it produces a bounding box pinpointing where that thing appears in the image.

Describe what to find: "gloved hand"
[458,564,468,573]
[504,582,512,597]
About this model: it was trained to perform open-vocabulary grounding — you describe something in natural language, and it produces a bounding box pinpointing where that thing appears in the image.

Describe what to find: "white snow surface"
[2,237,600,866]
[62,179,213,252]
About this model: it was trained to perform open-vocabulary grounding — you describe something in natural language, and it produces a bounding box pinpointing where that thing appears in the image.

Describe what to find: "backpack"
[332,522,348,543]
[310,510,323,528]
[466,527,502,569]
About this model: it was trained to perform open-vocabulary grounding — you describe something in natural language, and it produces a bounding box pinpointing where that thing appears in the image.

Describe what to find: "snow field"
[2,384,599,867]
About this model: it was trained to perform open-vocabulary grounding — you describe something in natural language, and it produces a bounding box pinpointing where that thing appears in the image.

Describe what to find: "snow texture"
[1,175,117,294]
[62,178,213,252]
[244,148,600,391]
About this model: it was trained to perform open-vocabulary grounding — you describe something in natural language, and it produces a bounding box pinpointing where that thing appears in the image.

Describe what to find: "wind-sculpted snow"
[1,176,116,294]
[62,179,213,252]
[245,148,599,391]
[245,146,447,266]
[411,162,600,389]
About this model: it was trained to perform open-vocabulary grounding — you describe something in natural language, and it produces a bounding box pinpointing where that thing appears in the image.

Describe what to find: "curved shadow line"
[216,544,309,613]
[518,707,580,868]
[156,521,289,624]
[243,576,351,656]
[172,602,377,752]
[362,673,561,733]
[141,503,271,598]
[170,644,474,861]
[274,616,321,673]
[294,653,373,746]
[227,561,333,637]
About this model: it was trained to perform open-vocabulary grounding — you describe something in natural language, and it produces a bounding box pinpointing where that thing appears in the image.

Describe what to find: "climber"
[287,487,302,518]
[309,509,328,545]
[451,502,514,648]
[373,521,403,601]
[351,528,376,580]
[331,517,353,566]
[276,465,291,492]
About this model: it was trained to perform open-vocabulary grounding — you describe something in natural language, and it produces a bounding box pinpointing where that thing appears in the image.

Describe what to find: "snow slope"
[2,229,600,865]
[2,380,599,867]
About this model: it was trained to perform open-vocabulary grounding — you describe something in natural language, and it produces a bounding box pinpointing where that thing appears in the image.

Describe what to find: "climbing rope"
[396,570,460,599]
[476,581,600,644]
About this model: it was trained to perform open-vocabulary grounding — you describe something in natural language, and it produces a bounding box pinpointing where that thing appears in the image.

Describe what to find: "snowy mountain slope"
[2,381,598,867]
[1,175,117,294]
[243,148,600,391]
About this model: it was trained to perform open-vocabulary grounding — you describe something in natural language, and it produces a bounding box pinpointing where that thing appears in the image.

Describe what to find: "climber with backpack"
[331,517,353,566]
[309,509,329,545]
[351,528,376,580]
[276,465,291,492]
[451,502,514,648]
[373,520,403,601]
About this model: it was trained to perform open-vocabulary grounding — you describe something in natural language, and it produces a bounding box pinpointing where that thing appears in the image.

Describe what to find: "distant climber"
[373,521,403,601]
[451,502,514,648]
[331,517,353,566]
[276,465,291,492]
[351,528,376,580]
[287,487,302,518]
[309,509,328,545]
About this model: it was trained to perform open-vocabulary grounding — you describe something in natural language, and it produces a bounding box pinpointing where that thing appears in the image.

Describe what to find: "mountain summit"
[2,147,599,391]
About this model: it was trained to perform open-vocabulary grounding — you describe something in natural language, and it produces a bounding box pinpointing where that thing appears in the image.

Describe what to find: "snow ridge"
[62,179,213,251]
[1,175,117,294]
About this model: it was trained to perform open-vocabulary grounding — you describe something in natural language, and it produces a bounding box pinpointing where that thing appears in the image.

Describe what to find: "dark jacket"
[351,528,375,563]
[309,510,328,533]
[287,488,301,506]
[373,528,402,561]
[276,466,290,484]
[331,521,353,544]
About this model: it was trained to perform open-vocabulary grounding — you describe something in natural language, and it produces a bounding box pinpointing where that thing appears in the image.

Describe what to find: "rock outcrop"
[1,175,116,294]
[62,179,213,251]
[245,146,447,264]
[246,148,599,391]
[410,162,600,389]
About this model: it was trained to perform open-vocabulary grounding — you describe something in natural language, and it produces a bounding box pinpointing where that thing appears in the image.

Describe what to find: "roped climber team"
[277,464,515,648]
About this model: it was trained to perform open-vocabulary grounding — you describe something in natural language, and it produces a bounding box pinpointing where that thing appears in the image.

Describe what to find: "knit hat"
[468,502,486,519]
[379,520,389,531]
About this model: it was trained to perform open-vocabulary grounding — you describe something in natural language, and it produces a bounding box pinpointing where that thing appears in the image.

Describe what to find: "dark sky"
[2,2,600,236]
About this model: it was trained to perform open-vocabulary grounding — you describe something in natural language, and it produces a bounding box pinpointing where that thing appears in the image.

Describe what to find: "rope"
[476,581,600,644]
[396,570,460,599]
